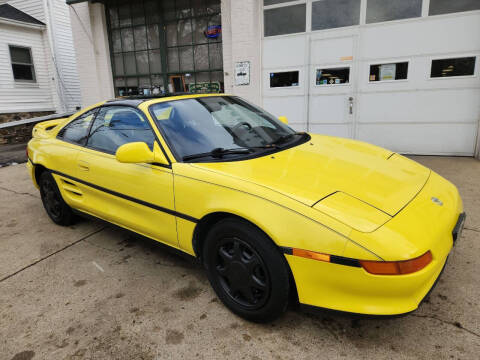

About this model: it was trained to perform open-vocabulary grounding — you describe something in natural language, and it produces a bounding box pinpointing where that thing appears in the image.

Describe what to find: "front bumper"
[287,171,464,316]
[286,245,450,315]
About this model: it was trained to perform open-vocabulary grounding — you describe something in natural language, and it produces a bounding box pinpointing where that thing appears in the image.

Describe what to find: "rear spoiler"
[41,112,75,121]
[32,113,74,139]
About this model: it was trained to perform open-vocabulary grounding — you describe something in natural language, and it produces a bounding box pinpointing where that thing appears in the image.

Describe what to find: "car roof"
[104,93,230,108]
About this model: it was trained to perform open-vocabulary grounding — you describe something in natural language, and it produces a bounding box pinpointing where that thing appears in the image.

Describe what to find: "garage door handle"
[348,97,354,115]
[78,161,90,171]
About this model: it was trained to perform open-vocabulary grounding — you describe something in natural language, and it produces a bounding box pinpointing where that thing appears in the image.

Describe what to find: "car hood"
[192,134,430,217]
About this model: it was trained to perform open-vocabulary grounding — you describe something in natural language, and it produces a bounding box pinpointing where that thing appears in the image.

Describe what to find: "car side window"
[57,110,97,145]
[86,106,155,154]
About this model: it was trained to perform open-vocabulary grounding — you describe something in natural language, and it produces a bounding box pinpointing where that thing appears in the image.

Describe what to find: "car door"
[51,109,98,206]
[74,105,178,247]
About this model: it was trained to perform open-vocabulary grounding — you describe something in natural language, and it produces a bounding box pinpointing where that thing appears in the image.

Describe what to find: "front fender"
[172,163,380,261]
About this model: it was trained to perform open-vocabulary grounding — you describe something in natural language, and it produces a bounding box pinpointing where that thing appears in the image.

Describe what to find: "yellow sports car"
[27,94,465,322]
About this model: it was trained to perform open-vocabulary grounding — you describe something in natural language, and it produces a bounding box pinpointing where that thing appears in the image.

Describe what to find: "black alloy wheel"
[39,171,74,226]
[215,237,270,309]
[203,218,290,322]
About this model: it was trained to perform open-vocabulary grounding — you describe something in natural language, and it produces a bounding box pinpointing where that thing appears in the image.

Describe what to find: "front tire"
[203,218,290,322]
[39,171,74,226]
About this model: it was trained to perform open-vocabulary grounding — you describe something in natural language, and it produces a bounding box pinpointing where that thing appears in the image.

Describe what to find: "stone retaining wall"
[0,111,54,144]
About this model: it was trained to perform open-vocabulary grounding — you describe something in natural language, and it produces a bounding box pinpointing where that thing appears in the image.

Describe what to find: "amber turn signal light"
[359,251,433,275]
[292,248,330,262]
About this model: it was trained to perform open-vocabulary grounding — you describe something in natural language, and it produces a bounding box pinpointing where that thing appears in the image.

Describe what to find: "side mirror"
[116,142,154,163]
[278,116,288,125]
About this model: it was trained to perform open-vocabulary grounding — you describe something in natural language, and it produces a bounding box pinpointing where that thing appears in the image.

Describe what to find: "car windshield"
[149,96,297,160]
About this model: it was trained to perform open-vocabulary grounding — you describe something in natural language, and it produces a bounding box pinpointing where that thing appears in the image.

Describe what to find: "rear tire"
[39,171,74,226]
[203,218,290,323]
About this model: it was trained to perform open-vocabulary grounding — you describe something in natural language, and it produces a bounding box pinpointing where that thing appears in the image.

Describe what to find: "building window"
[264,4,306,37]
[430,57,476,78]
[270,71,299,88]
[369,62,409,82]
[366,0,422,24]
[312,0,360,31]
[9,45,36,82]
[316,67,350,85]
[429,0,480,16]
[106,0,223,96]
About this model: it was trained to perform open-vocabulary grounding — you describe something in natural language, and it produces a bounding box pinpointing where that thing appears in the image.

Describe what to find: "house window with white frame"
[9,45,36,82]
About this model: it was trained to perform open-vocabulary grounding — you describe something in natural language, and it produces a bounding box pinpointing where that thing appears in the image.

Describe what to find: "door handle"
[348,97,354,115]
[78,160,90,171]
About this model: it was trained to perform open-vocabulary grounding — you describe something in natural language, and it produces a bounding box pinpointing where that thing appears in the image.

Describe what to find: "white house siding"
[0,23,55,113]
[7,0,45,23]
[7,0,82,113]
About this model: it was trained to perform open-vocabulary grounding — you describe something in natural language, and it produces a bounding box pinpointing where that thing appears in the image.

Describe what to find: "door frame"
[307,32,360,138]
[169,75,186,93]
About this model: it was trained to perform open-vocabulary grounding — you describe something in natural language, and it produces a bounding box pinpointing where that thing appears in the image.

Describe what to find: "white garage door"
[262,0,480,156]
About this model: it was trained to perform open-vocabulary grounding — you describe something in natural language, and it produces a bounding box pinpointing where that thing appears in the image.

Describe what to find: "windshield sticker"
[104,112,113,126]
[154,107,173,120]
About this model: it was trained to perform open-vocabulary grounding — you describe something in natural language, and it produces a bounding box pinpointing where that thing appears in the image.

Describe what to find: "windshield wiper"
[183,147,254,161]
[183,143,284,161]
[270,132,303,146]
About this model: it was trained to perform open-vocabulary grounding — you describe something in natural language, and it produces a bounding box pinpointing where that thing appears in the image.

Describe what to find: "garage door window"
[264,4,306,37]
[366,0,422,24]
[430,57,476,78]
[429,0,480,16]
[312,0,361,31]
[270,71,299,88]
[369,62,408,82]
[316,67,350,85]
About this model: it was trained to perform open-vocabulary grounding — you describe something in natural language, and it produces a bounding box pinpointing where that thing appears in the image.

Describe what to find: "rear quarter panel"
[27,102,105,196]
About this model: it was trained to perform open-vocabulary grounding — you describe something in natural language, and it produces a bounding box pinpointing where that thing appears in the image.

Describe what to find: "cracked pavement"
[0,156,479,359]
